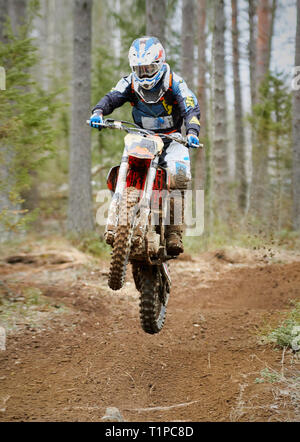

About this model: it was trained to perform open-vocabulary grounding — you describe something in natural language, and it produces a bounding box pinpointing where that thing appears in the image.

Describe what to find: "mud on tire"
[138,265,169,334]
[108,187,139,291]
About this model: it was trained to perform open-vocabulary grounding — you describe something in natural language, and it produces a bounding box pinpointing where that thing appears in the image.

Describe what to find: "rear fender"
[107,165,120,192]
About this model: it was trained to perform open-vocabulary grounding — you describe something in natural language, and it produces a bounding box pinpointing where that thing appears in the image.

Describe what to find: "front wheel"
[134,264,170,334]
[108,187,139,291]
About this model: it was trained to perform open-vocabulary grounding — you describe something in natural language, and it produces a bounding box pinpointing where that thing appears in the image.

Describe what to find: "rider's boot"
[166,224,184,255]
[166,190,184,256]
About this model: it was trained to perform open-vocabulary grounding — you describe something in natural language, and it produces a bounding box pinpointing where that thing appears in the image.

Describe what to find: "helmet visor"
[132,63,160,79]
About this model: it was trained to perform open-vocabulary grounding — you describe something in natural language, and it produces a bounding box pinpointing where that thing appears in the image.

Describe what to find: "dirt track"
[0,247,300,422]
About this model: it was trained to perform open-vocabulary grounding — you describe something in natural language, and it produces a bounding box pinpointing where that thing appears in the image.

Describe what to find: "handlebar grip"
[190,143,204,149]
[86,120,104,127]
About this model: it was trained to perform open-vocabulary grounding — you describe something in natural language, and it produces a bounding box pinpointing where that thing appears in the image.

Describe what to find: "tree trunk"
[8,0,27,35]
[212,0,228,218]
[197,0,206,138]
[0,0,9,41]
[146,0,167,46]
[9,0,41,213]
[0,1,26,241]
[67,0,94,234]
[268,0,277,70]
[255,0,273,99]
[231,0,247,211]
[250,0,276,218]
[181,0,195,90]
[194,0,206,192]
[248,0,257,108]
[293,0,300,230]
[248,0,257,218]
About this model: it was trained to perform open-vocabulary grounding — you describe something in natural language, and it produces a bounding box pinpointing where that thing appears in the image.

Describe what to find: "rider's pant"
[158,134,191,181]
[158,134,191,230]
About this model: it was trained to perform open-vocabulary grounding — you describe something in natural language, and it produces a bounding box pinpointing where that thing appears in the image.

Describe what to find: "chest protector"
[130,65,180,132]
[131,64,175,106]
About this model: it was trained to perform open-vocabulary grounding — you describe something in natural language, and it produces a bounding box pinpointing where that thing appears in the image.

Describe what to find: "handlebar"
[86,119,204,149]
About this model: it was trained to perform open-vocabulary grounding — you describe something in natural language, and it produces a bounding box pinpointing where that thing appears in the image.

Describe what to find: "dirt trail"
[0,247,300,422]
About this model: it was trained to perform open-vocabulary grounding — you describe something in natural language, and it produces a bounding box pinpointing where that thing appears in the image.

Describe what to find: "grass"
[68,231,111,260]
[0,230,111,261]
[263,301,300,351]
[2,209,300,259]
[253,353,300,418]
[255,367,282,384]
[255,301,300,419]
[0,283,68,332]
[183,219,300,255]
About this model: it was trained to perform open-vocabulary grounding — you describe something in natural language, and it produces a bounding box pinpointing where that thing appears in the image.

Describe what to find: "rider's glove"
[90,110,103,130]
[187,131,200,149]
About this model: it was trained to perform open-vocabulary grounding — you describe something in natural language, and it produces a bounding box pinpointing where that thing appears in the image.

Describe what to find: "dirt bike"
[87,118,202,334]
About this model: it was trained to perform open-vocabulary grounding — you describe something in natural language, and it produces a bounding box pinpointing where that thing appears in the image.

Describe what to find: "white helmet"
[128,36,166,90]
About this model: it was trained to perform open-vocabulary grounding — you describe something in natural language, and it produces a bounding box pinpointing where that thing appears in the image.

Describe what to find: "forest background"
[0,0,300,256]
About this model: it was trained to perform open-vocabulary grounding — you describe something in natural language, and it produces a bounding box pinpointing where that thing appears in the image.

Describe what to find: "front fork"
[105,154,159,244]
[136,156,159,238]
[105,148,129,242]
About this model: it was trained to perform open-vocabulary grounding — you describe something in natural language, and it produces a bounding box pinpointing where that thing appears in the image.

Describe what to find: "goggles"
[132,63,161,79]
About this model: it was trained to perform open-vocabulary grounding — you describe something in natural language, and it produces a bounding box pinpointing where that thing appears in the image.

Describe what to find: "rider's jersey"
[92,69,201,136]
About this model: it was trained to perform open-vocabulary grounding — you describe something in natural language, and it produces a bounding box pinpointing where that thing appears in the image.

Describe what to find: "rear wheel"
[136,264,169,334]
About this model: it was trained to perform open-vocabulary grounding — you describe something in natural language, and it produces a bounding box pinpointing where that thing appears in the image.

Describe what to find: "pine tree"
[110,0,146,55]
[195,0,206,192]
[146,0,167,46]
[212,0,228,220]
[249,73,292,229]
[231,0,247,211]
[67,0,94,234]
[251,0,277,218]
[0,0,9,42]
[181,0,195,90]
[248,0,257,109]
[293,0,300,230]
[255,0,274,99]
[8,0,27,34]
[0,8,59,239]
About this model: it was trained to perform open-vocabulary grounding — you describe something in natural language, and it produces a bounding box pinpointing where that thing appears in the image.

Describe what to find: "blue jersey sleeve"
[92,75,133,115]
[172,73,201,135]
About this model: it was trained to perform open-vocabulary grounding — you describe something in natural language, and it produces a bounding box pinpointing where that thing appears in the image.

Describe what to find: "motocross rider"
[90,36,201,255]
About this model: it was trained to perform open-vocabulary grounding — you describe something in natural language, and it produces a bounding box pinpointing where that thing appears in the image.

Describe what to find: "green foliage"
[91,0,183,192]
[249,72,292,150]
[255,368,282,384]
[248,72,293,229]
[110,0,180,71]
[0,12,61,233]
[91,45,133,189]
[22,287,43,305]
[110,0,146,53]
[69,231,111,259]
[164,0,181,72]
[0,282,66,332]
[267,301,300,350]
